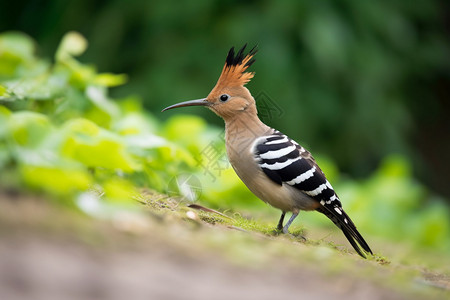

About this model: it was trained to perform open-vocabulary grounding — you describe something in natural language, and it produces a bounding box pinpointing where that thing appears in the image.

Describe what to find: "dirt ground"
[0,234,403,300]
[0,191,448,300]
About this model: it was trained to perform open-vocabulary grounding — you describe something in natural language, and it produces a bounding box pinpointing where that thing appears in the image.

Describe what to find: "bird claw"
[272,228,283,235]
[279,227,307,241]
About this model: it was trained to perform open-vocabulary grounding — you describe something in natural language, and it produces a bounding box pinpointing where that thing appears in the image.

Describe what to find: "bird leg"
[282,212,298,234]
[277,211,286,231]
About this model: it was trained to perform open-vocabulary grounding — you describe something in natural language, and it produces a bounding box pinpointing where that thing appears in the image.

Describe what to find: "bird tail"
[316,206,373,258]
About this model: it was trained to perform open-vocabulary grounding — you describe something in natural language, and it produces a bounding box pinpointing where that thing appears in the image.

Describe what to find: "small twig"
[187,203,233,220]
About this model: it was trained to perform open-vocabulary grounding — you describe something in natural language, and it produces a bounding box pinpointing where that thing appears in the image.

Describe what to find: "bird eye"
[219,94,230,102]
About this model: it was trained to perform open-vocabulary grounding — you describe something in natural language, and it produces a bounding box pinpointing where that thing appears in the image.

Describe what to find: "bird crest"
[213,44,257,89]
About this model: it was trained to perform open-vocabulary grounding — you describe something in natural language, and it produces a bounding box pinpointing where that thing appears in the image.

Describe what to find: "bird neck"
[224,110,272,157]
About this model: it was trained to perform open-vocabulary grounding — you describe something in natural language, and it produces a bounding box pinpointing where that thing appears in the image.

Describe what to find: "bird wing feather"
[252,131,373,257]
[252,131,339,207]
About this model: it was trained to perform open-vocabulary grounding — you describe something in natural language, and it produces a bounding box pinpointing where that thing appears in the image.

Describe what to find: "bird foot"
[272,228,283,235]
[273,227,306,241]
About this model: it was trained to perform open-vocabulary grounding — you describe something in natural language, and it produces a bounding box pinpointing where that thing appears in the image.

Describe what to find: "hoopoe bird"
[162,45,373,258]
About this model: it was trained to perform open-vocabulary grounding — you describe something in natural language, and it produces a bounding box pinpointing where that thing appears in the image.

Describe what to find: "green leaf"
[63,118,100,136]
[376,154,411,178]
[2,72,65,101]
[94,73,128,87]
[0,31,35,77]
[66,63,96,89]
[21,165,92,196]
[0,85,10,98]
[61,118,140,172]
[55,31,88,61]
[86,85,120,118]
[0,105,11,117]
[163,115,208,143]
[8,111,52,147]
[102,178,137,202]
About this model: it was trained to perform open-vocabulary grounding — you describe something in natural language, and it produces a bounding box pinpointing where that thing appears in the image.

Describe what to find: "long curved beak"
[161,98,210,112]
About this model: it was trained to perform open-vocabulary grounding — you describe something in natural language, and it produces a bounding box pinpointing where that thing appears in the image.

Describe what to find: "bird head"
[162,45,258,121]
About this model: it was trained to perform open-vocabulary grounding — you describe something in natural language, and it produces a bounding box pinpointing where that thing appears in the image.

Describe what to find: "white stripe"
[334,207,342,215]
[261,156,301,170]
[286,166,316,185]
[321,196,337,206]
[305,183,328,197]
[259,145,296,160]
[250,136,268,156]
[265,137,289,145]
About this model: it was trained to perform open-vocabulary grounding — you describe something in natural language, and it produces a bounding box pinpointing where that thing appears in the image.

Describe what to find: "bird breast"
[225,131,319,212]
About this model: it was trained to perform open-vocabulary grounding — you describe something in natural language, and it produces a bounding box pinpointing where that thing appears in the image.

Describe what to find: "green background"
[2,0,450,194]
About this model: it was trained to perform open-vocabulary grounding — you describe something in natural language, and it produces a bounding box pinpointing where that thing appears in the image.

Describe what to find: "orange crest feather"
[214,44,258,88]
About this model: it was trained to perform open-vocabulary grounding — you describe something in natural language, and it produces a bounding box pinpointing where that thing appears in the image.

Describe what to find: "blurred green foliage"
[0,32,449,255]
[2,0,449,196]
[0,31,195,201]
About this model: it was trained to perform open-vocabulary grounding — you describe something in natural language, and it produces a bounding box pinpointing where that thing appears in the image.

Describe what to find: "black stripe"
[261,168,282,185]
[319,188,335,200]
[275,159,305,181]
[266,135,284,142]
[256,142,292,154]
[259,148,298,165]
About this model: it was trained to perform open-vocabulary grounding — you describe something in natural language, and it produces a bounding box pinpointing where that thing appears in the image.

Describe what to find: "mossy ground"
[139,189,450,297]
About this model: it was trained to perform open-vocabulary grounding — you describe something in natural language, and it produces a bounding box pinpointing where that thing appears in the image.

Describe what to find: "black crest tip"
[225,44,258,67]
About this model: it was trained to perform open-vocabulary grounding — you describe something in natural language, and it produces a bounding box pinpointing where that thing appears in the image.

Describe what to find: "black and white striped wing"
[252,132,340,207]
[252,132,373,257]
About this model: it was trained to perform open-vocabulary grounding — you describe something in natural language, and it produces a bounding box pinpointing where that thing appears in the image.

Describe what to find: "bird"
[162,45,373,258]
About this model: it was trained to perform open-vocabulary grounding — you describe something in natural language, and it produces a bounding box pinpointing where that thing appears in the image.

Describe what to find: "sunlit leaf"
[61,118,140,172]
[0,84,10,98]
[102,178,138,202]
[0,105,11,116]
[0,31,35,77]
[55,31,88,61]
[66,63,96,88]
[21,165,92,196]
[94,73,128,87]
[86,85,120,118]
[63,118,100,136]
[376,154,411,178]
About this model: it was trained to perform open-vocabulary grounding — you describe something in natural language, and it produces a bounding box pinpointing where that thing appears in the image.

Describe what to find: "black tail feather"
[341,227,366,258]
[317,206,373,258]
